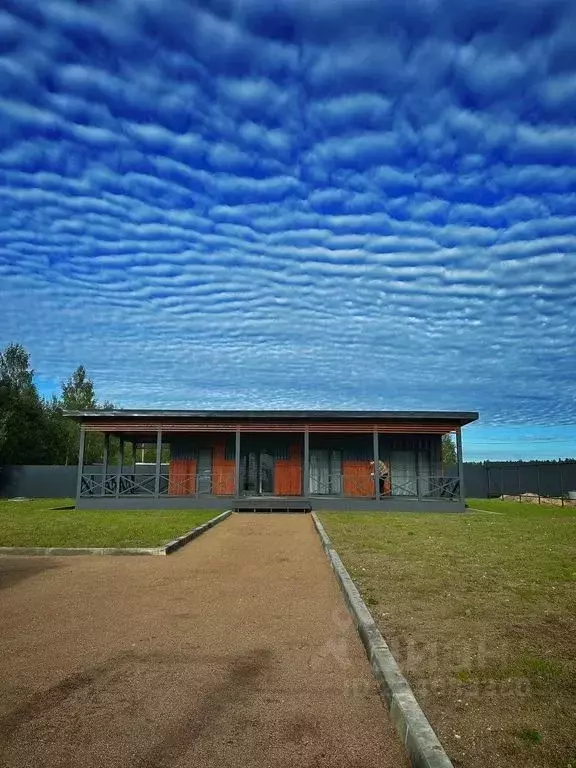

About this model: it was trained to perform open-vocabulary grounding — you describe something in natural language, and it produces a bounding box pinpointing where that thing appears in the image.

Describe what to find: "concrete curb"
[163,509,232,554]
[311,512,454,768]
[0,509,233,557]
[0,546,164,556]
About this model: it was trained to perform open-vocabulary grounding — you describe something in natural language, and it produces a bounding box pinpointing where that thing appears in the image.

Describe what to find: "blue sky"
[1,0,575,460]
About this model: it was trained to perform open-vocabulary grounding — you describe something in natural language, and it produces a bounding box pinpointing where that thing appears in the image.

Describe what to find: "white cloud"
[0,0,575,440]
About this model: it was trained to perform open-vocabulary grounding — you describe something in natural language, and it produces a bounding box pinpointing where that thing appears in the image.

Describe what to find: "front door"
[240,450,274,495]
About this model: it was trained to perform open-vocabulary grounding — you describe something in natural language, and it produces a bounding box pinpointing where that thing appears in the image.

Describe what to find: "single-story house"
[66,409,478,512]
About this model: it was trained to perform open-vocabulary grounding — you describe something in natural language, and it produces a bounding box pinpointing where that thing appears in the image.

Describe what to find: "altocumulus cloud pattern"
[0,0,575,456]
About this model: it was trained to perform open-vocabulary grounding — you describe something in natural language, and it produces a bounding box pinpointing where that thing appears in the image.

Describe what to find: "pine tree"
[0,344,49,464]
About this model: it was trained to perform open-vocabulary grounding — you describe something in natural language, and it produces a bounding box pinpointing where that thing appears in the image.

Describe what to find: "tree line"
[0,342,114,466]
[0,342,168,466]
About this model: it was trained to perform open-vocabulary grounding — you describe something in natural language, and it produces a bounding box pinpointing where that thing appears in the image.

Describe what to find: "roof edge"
[64,409,479,426]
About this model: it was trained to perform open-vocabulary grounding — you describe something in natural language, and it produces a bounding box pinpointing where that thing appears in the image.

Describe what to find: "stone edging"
[311,512,454,768]
[0,545,165,556]
[163,509,232,554]
[0,509,233,557]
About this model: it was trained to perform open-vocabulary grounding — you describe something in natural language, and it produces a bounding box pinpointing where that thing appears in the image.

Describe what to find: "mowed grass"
[0,499,218,548]
[319,499,576,768]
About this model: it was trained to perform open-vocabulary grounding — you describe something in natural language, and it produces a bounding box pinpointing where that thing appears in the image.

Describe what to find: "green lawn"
[319,499,576,768]
[0,499,218,548]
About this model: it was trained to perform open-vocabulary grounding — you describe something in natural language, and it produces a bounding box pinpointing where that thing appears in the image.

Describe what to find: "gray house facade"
[67,409,478,512]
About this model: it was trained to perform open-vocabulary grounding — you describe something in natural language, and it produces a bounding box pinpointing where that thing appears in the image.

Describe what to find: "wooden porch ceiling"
[82,420,462,435]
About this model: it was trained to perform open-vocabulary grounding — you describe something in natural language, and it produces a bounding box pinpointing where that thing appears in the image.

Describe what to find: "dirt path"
[0,514,407,768]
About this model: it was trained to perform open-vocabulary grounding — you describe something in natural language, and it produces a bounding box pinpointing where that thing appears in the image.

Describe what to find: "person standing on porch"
[370,459,390,495]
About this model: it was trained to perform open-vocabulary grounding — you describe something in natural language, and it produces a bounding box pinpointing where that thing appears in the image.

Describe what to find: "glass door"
[390,450,417,496]
[197,448,212,494]
[240,450,274,495]
[418,449,431,497]
[258,451,274,495]
[309,449,342,494]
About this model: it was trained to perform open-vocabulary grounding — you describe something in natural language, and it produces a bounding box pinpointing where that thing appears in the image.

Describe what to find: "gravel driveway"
[0,513,407,768]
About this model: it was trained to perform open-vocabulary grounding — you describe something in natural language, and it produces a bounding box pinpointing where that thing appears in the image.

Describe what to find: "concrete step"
[234,497,311,513]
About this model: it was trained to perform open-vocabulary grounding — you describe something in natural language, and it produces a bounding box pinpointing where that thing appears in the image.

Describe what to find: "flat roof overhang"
[65,409,478,423]
[65,409,478,436]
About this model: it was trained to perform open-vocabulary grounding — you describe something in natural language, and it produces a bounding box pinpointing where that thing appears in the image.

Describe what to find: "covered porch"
[70,411,473,512]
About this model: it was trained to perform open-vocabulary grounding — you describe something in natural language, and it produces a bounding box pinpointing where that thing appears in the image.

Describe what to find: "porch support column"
[234,428,241,497]
[75,425,86,502]
[116,436,124,499]
[154,429,163,499]
[102,433,109,496]
[456,427,465,505]
[373,429,380,502]
[303,427,310,497]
